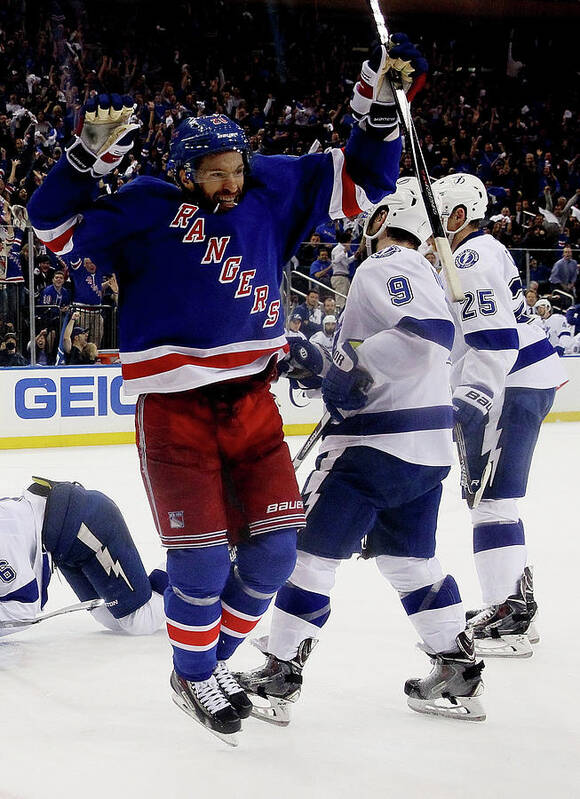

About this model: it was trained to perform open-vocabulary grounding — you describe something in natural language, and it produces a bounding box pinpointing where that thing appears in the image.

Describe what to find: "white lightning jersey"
[444,232,566,394]
[322,245,455,467]
[310,329,335,365]
[0,490,49,636]
[533,313,572,356]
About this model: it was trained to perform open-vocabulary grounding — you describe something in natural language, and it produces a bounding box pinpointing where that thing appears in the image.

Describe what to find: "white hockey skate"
[233,636,317,726]
[467,566,538,658]
[170,670,241,746]
[404,630,486,722]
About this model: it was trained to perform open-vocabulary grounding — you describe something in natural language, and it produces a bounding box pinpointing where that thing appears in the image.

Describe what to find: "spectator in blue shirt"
[309,248,333,293]
[549,246,578,294]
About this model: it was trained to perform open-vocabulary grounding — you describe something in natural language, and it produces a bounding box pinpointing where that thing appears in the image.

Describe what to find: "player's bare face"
[194,151,245,211]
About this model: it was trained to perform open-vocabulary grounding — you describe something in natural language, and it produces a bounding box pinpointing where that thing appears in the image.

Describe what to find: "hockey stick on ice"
[0,598,104,629]
[292,410,332,470]
[367,0,465,302]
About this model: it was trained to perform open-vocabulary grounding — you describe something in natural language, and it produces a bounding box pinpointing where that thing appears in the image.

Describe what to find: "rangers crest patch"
[168,511,185,529]
[455,249,479,269]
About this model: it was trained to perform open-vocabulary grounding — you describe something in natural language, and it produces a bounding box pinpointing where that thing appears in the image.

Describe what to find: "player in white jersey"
[236,179,485,723]
[433,174,566,657]
[0,477,166,638]
[533,298,572,356]
[309,314,337,365]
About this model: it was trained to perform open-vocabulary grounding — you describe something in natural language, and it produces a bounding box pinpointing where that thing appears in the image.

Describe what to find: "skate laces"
[469,605,499,627]
[194,675,233,713]
[214,661,244,697]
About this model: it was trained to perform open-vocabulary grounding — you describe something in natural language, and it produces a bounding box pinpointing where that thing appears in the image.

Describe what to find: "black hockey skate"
[170,670,241,746]
[213,661,253,719]
[404,630,486,722]
[466,566,538,658]
[234,637,317,726]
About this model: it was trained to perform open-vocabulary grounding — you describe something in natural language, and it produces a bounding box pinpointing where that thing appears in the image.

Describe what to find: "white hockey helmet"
[432,174,488,244]
[534,298,552,317]
[363,177,431,250]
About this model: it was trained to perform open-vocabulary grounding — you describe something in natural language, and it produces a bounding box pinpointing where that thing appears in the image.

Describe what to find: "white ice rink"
[1,423,579,799]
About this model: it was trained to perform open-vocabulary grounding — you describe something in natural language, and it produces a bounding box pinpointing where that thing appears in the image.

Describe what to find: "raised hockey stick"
[292,410,332,470]
[367,0,465,302]
[0,598,105,629]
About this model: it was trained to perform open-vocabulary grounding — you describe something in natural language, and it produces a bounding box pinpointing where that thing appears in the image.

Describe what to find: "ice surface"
[1,424,579,799]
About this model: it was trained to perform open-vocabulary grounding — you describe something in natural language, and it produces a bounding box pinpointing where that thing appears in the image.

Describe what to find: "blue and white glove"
[351,35,428,138]
[66,93,140,178]
[322,341,373,422]
[278,338,324,389]
[453,385,493,492]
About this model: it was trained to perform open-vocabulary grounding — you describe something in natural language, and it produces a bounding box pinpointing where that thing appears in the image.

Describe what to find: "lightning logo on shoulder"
[372,245,401,260]
[455,249,479,269]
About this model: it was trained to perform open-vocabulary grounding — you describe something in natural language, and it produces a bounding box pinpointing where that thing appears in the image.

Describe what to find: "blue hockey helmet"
[169,115,252,178]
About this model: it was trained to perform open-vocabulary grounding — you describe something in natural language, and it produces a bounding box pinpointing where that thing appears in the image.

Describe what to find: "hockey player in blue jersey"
[237,179,486,724]
[27,37,427,744]
[0,477,166,638]
[432,174,567,658]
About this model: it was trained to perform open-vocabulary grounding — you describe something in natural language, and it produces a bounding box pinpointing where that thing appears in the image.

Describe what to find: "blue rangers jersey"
[0,491,50,635]
[28,127,401,395]
[322,245,456,467]
[445,231,566,394]
[0,227,24,283]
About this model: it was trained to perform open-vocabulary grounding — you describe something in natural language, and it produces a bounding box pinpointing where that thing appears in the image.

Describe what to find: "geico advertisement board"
[0,366,137,447]
[0,366,324,448]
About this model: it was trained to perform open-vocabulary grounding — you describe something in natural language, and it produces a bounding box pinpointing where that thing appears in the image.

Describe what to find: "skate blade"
[407,694,486,722]
[475,634,533,658]
[249,695,292,726]
[527,622,540,645]
[171,694,240,747]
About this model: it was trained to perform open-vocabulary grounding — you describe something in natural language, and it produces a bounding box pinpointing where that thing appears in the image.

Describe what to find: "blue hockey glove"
[322,341,373,422]
[386,33,428,101]
[66,93,140,178]
[279,338,324,386]
[453,385,493,493]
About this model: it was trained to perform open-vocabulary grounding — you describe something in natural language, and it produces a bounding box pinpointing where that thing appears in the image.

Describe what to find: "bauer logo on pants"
[168,511,185,529]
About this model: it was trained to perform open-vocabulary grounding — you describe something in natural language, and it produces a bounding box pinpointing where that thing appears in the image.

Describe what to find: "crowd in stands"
[0,0,579,365]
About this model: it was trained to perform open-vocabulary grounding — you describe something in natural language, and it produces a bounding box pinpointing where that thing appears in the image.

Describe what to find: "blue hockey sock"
[165,546,231,682]
[473,520,526,604]
[274,582,331,628]
[216,528,297,661]
[400,574,464,654]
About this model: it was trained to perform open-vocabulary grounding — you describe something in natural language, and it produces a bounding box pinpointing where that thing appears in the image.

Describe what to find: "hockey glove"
[66,93,140,178]
[385,33,428,102]
[452,385,493,494]
[351,36,427,137]
[279,338,324,388]
[322,341,373,422]
[351,44,398,138]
